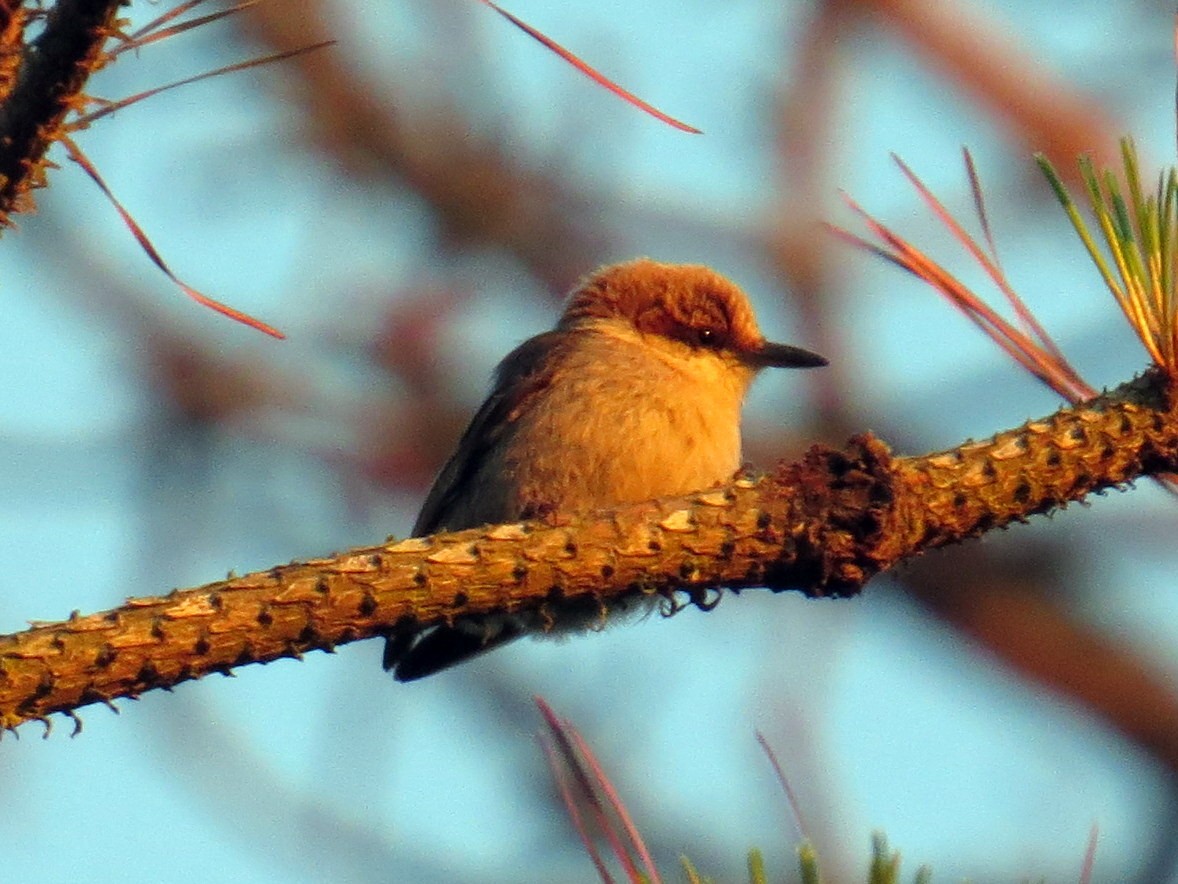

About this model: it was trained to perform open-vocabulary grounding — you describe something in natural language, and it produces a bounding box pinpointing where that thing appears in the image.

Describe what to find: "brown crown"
[558,258,765,354]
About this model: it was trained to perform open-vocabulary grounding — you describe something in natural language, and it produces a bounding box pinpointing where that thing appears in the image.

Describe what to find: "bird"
[384,258,827,681]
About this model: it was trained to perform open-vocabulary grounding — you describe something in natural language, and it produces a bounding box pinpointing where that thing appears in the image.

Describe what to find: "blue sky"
[2,1,1177,881]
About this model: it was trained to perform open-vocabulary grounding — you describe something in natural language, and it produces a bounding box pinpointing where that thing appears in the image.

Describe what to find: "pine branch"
[1,368,1174,735]
[0,0,123,222]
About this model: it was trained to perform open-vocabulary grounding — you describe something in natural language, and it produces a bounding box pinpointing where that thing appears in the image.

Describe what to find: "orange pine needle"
[478,0,702,134]
[128,0,212,41]
[1079,823,1098,884]
[538,735,615,883]
[833,154,1097,404]
[755,730,810,844]
[534,696,659,884]
[110,2,262,57]
[62,136,284,339]
[75,41,334,127]
[892,152,1079,383]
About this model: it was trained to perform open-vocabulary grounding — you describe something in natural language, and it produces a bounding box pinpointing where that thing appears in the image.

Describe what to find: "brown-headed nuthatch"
[384,258,827,680]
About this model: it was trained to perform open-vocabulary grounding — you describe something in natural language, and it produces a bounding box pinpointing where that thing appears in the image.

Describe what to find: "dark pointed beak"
[745,341,828,369]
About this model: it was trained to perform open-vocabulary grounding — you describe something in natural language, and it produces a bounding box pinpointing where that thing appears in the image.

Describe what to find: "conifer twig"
[0,0,123,221]
[0,368,1175,735]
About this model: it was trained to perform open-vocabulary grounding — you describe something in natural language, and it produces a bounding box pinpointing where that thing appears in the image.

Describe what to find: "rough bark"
[1,369,1173,734]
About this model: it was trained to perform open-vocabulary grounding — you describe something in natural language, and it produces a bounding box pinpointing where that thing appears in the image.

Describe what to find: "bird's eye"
[692,326,730,349]
[665,321,727,350]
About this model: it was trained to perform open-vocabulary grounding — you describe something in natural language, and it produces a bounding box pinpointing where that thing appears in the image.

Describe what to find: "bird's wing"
[385,617,527,681]
[411,330,566,536]
[385,331,568,679]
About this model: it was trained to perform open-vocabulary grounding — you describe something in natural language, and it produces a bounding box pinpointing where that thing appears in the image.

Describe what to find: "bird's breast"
[501,335,748,515]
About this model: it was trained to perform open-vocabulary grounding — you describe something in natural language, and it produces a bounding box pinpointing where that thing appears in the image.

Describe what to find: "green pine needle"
[798,840,821,884]
[1036,137,1178,372]
[746,847,767,884]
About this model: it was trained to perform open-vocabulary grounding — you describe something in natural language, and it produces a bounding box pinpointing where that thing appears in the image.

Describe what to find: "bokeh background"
[2,1,1177,881]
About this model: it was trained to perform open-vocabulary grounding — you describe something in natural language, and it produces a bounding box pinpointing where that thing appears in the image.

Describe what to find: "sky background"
[2,1,1178,881]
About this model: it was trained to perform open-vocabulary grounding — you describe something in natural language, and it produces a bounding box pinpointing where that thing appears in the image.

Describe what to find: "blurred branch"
[769,0,856,424]
[1,369,1177,735]
[866,0,1121,172]
[908,544,1178,771]
[241,0,606,293]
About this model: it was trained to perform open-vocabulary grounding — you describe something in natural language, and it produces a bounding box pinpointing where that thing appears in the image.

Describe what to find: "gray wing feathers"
[387,331,566,680]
